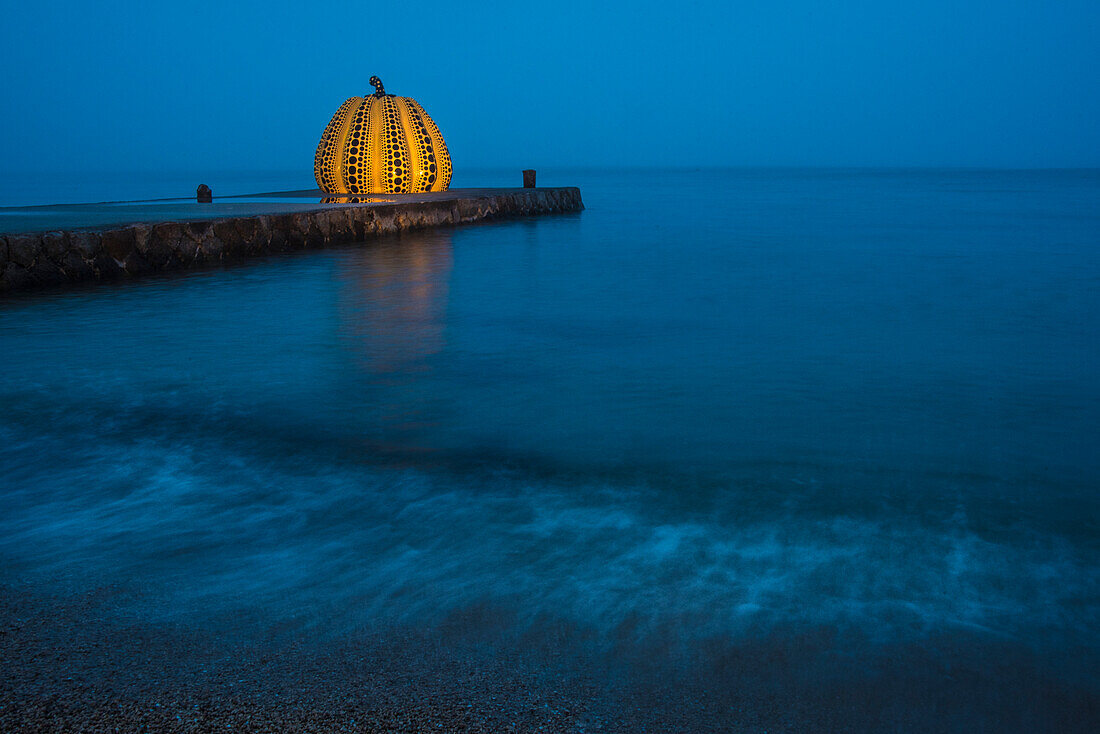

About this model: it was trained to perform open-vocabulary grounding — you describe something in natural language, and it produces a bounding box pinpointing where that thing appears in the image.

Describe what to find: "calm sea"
[2,168,1098,729]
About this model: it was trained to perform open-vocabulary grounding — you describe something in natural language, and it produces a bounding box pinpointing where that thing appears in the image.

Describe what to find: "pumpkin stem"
[369,76,386,97]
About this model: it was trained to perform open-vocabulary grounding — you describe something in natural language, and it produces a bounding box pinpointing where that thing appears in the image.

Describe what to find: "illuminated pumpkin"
[314,76,452,195]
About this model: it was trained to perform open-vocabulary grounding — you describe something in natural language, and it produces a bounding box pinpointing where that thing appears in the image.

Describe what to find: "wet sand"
[3,584,1097,733]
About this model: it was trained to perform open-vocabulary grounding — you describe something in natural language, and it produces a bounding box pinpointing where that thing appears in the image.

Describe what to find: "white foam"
[1,431,1096,650]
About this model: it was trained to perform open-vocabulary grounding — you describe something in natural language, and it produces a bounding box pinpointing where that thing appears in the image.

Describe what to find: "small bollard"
[522,169,536,188]
[196,184,212,203]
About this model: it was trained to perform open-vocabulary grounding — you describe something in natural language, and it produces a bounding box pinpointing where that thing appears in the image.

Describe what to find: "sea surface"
[2,168,1099,730]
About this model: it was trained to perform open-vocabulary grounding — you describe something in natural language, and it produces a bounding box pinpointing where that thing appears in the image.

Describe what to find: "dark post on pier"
[196,184,212,203]
[523,170,536,188]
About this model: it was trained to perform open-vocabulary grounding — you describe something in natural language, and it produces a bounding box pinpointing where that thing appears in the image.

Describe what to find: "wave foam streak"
[1,422,1094,654]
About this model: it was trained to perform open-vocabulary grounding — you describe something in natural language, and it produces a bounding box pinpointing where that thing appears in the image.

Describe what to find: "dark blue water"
[2,169,1099,726]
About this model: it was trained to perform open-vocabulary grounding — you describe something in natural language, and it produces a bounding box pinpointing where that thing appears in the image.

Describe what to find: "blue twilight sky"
[1,0,1098,175]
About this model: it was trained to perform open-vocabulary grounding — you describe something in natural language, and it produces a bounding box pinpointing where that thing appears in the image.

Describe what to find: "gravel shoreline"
[3,584,1098,732]
[1,586,626,733]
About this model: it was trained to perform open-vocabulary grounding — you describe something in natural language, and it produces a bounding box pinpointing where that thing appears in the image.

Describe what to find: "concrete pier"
[0,187,583,293]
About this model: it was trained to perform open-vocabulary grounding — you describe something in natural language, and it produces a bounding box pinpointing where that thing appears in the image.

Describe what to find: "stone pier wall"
[0,187,583,293]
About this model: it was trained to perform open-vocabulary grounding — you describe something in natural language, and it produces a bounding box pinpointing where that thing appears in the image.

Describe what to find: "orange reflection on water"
[337,230,453,462]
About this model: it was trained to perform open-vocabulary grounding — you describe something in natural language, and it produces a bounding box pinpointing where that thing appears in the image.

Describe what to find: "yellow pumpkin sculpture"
[314,76,452,195]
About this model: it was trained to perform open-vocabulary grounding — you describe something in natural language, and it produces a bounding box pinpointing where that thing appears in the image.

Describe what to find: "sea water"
[1,168,1098,726]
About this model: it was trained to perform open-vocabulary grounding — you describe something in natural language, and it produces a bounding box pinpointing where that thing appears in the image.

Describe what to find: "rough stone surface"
[92,249,125,280]
[27,258,67,285]
[0,264,32,292]
[145,222,185,268]
[0,188,583,294]
[42,231,68,264]
[7,234,40,268]
[59,249,95,280]
[68,230,100,258]
[101,228,137,264]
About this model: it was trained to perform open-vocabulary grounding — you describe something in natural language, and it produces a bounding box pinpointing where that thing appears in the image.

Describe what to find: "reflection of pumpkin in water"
[337,230,454,460]
[314,76,452,195]
[339,230,452,375]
